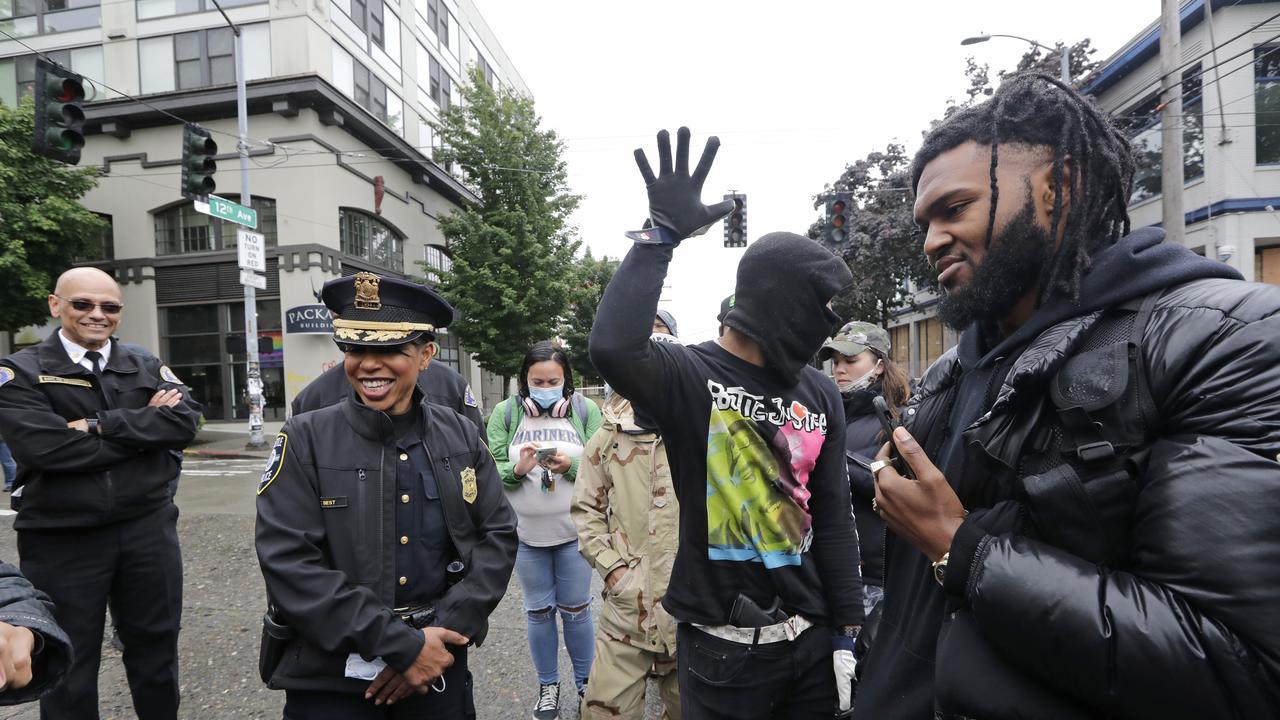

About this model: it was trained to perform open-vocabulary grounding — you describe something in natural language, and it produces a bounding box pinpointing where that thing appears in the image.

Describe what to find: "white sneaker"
[532,682,560,720]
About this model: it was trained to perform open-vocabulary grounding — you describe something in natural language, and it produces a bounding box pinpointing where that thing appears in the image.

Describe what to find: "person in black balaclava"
[590,127,864,720]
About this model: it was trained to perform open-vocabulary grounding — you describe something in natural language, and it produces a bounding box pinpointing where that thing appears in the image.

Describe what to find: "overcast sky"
[478,1,1161,343]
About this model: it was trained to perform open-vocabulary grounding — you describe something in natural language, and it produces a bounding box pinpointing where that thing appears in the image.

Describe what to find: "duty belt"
[693,614,813,645]
[393,602,437,629]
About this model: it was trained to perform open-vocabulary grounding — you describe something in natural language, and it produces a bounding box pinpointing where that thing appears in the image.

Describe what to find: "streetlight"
[961,32,1070,85]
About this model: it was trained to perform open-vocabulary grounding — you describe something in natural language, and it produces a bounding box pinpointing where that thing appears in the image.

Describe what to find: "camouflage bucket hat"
[819,321,891,361]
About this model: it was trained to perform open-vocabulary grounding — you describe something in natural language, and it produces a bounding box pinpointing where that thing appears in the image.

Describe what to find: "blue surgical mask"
[529,386,563,410]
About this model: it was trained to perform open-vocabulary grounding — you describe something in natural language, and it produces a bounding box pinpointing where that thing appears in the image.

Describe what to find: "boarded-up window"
[1257,247,1280,285]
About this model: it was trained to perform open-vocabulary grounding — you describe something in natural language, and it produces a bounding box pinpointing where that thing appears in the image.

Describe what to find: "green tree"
[0,100,108,333]
[425,68,581,386]
[557,249,616,387]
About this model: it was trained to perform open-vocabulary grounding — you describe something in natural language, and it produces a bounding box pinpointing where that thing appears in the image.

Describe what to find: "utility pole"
[211,0,266,448]
[1058,42,1070,85]
[1159,0,1186,243]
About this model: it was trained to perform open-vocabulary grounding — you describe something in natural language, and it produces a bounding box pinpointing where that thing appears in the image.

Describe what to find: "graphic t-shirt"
[505,414,584,547]
[591,243,864,628]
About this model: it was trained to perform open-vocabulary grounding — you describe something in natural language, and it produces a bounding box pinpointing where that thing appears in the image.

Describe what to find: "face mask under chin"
[837,360,882,394]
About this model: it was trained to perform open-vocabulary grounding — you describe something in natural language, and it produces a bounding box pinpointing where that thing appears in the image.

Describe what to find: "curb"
[183,448,270,461]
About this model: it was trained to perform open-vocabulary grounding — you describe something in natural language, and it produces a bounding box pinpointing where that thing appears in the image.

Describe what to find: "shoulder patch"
[464,385,478,408]
[0,367,14,388]
[257,433,288,495]
[160,365,184,385]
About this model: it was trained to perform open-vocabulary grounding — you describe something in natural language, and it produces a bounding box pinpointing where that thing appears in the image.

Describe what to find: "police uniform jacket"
[0,332,201,530]
[255,390,517,693]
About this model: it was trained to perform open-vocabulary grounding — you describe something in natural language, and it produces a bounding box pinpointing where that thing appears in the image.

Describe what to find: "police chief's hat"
[320,271,455,347]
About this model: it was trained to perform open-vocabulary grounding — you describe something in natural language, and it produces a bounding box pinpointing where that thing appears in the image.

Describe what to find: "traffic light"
[32,58,86,165]
[723,193,747,248]
[824,191,853,244]
[181,123,218,199]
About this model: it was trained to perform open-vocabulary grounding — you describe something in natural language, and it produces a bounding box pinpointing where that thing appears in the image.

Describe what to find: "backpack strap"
[570,393,588,423]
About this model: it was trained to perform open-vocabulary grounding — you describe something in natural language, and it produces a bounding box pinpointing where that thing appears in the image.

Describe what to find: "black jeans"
[282,646,472,720]
[678,623,835,720]
[18,503,184,720]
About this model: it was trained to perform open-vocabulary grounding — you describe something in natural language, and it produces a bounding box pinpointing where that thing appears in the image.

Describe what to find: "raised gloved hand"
[833,636,858,716]
[630,127,735,244]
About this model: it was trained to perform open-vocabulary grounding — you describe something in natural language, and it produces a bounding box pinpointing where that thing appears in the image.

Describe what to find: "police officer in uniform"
[291,347,482,430]
[0,267,200,720]
[255,272,517,719]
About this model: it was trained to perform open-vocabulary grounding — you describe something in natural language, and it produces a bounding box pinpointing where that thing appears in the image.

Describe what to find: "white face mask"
[651,331,679,344]
[837,359,882,394]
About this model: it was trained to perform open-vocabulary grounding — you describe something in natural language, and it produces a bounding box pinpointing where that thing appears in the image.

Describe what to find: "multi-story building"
[0,0,525,419]
[888,0,1280,379]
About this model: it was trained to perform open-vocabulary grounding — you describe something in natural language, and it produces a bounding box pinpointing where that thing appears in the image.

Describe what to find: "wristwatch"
[931,552,950,587]
[86,418,99,434]
[837,625,860,638]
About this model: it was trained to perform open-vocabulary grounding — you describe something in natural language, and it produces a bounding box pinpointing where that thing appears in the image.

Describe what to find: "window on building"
[154,197,277,255]
[346,59,402,133]
[422,244,451,285]
[0,45,102,106]
[0,0,100,38]
[136,0,259,20]
[428,53,450,110]
[1121,65,1205,204]
[340,208,404,271]
[138,24,269,94]
[435,328,459,370]
[1257,244,1280,285]
[470,43,494,87]
[889,324,909,369]
[920,318,953,371]
[77,212,114,261]
[1256,47,1280,164]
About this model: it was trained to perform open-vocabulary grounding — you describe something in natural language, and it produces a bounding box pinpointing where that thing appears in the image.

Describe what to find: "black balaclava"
[723,232,853,387]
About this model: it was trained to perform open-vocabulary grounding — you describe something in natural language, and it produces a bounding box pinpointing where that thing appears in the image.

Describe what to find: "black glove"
[633,127,736,241]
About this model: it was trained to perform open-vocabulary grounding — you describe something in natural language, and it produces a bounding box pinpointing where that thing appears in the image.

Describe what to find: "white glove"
[834,647,858,712]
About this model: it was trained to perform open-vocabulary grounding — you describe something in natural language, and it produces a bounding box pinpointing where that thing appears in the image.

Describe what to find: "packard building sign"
[285,305,334,334]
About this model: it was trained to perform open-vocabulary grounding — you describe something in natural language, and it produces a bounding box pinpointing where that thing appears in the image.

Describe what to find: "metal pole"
[1203,0,1232,144]
[1160,0,1186,243]
[234,25,265,448]
[1059,42,1070,84]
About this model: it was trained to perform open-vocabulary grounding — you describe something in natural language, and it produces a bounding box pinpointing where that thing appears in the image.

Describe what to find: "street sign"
[239,269,267,290]
[237,229,266,272]
[198,194,258,228]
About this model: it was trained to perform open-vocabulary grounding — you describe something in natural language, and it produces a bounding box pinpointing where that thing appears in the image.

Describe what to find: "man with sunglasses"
[0,267,202,720]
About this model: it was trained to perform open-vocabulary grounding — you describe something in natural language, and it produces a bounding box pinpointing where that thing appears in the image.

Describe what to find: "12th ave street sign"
[195,195,258,229]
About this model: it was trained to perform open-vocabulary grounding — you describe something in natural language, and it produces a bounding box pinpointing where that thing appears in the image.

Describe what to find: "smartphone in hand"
[535,446,557,463]
[871,395,914,479]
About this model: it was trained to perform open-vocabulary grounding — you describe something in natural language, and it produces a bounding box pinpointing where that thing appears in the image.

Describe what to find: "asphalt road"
[0,457,665,719]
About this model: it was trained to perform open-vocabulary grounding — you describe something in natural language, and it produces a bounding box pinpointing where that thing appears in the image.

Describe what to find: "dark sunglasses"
[56,295,123,315]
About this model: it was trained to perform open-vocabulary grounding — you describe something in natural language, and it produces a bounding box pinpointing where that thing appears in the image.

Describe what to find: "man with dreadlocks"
[853,73,1280,719]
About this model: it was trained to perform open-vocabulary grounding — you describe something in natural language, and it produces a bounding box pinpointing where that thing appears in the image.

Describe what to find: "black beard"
[937,199,1050,330]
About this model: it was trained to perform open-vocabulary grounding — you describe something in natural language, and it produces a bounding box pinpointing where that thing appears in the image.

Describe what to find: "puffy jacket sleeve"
[254,422,425,672]
[952,294,1280,718]
[571,428,626,578]
[0,561,73,706]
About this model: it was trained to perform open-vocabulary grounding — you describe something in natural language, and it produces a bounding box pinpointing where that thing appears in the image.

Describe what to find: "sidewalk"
[183,420,285,460]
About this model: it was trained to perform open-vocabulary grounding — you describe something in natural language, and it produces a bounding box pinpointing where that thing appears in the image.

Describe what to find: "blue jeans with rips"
[514,539,595,688]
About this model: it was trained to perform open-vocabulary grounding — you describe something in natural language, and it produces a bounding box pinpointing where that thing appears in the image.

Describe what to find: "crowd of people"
[0,71,1277,720]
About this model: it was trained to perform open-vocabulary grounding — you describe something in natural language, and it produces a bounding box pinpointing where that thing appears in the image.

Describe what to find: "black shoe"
[532,682,559,720]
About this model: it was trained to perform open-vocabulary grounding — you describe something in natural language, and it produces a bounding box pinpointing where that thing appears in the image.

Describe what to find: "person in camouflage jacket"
[571,390,680,719]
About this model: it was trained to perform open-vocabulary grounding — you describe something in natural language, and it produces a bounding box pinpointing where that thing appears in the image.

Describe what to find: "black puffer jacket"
[842,387,892,587]
[855,229,1280,719]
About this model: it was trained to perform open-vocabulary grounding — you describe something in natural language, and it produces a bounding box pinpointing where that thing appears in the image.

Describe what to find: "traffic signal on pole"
[824,191,853,244]
[181,124,218,199]
[32,58,86,165]
[723,193,747,248]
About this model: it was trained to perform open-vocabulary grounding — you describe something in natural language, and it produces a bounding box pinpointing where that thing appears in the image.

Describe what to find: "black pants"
[677,623,835,720]
[18,503,183,720]
[283,647,472,720]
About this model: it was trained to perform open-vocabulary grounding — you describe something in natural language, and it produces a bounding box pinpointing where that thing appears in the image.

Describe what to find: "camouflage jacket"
[571,395,678,652]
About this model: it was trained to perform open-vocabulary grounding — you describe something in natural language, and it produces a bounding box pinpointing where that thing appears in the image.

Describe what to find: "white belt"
[693,614,813,645]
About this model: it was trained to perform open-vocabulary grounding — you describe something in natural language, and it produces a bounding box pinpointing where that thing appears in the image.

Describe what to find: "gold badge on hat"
[354,272,382,310]
[460,467,478,504]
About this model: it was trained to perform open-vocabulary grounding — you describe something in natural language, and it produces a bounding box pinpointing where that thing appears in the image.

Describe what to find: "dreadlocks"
[911,72,1136,302]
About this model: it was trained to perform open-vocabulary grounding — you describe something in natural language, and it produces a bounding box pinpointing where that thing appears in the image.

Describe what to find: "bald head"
[54,267,120,298]
[49,267,123,351]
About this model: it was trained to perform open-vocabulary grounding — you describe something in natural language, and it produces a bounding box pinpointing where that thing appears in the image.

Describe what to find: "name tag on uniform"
[319,496,348,509]
[37,375,93,388]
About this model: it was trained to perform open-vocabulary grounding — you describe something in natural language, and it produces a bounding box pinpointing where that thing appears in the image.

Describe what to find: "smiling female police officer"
[255,272,517,719]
